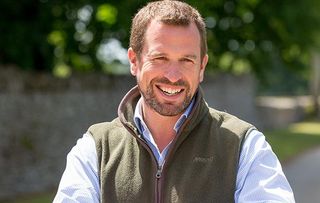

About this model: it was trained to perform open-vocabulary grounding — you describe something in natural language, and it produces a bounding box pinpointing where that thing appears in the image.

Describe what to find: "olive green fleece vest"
[89,86,253,203]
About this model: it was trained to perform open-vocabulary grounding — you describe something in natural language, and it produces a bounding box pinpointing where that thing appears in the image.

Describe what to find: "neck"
[141,101,181,152]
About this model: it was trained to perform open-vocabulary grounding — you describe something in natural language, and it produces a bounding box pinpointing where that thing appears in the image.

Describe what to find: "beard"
[138,77,193,116]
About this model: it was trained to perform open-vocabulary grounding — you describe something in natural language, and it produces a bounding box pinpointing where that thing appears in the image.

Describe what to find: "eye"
[153,56,168,62]
[155,56,167,61]
[181,58,195,64]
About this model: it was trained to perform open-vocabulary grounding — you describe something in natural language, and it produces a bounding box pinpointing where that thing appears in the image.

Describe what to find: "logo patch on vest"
[193,156,214,163]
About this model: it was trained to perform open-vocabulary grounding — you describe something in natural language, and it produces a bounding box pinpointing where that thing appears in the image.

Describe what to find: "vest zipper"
[156,117,193,203]
[123,124,163,203]
[135,135,162,202]
[156,164,163,203]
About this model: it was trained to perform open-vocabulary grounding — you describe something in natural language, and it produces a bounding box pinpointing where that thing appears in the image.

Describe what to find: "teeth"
[160,86,182,95]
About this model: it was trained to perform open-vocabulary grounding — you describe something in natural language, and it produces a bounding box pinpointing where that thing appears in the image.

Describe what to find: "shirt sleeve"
[53,133,100,203]
[235,129,295,202]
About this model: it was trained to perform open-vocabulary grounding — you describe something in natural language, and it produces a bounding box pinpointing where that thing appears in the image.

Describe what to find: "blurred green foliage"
[1,0,320,93]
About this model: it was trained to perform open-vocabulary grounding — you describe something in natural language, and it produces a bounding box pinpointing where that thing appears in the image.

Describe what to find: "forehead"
[143,20,201,54]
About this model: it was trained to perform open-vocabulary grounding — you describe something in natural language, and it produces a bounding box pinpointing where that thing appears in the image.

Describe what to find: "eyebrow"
[147,52,197,60]
[184,54,197,60]
[147,52,166,58]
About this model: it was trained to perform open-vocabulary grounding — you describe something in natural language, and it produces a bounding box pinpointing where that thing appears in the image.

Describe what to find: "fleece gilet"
[89,86,254,203]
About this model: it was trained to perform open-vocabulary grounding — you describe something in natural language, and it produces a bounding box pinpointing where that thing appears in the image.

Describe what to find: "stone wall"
[0,68,257,200]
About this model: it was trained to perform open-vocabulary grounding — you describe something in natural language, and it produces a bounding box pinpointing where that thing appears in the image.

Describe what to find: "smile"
[157,85,183,96]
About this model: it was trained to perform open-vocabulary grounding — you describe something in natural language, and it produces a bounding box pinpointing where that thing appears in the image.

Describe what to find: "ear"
[199,54,208,82]
[128,47,138,76]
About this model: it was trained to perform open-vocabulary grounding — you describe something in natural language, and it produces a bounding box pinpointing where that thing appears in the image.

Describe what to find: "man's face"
[128,20,208,117]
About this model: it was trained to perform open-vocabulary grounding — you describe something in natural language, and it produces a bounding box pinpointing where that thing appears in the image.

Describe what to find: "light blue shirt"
[53,98,295,202]
[133,97,195,167]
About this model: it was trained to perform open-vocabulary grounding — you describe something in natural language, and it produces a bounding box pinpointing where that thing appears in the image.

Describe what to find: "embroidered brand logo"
[193,156,214,163]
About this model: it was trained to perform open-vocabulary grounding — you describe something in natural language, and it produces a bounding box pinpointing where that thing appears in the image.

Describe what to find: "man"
[54,1,295,202]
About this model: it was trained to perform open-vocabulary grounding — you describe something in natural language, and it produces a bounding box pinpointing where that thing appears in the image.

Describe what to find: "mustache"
[152,77,188,87]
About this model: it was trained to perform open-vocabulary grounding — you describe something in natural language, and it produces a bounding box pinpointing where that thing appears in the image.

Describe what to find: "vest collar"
[118,85,209,137]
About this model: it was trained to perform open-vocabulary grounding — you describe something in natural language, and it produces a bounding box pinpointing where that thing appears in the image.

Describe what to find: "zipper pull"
[156,165,162,179]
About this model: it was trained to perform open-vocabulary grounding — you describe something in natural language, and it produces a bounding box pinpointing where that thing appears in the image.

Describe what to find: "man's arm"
[53,133,100,203]
[235,129,295,202]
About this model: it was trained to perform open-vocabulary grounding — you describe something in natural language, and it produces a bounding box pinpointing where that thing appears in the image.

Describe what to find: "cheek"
[188,68,202,82]
[139,64,162,80]
[135,68,152,87]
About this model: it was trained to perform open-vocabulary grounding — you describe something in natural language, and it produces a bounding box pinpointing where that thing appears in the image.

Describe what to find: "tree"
[1,0,320,94]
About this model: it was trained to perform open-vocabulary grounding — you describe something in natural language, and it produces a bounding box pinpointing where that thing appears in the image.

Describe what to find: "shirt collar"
[133,96,195,135]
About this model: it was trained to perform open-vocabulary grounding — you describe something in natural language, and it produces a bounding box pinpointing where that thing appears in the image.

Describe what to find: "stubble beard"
[138,77,192,117]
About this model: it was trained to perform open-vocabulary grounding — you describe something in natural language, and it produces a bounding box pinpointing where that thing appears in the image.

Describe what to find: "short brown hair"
[130,0,207,59]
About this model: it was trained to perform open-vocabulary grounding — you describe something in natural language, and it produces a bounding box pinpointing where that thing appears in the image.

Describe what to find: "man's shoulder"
[206,107,254,136]
[87,117,127,139]
[88,118,122,131]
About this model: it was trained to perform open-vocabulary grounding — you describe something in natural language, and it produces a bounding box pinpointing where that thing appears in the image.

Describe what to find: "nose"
[164,62,182,83]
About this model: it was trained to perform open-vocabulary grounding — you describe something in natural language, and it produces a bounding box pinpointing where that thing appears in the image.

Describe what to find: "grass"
[0,191,55,203]
[4,121,320,202]
[265,121,320,161]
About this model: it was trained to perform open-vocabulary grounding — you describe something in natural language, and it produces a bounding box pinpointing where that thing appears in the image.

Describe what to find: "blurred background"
[0,0,320,202]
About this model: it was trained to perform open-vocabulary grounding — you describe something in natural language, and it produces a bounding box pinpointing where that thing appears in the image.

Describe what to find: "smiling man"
[128,18,208,152]
[54,1,295,202]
